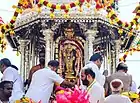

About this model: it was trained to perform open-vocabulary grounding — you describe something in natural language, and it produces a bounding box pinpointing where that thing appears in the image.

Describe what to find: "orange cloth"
[28,64,42,85]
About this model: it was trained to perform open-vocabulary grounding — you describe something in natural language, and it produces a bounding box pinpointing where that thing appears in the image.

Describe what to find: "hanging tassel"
[64,10,69,18]
[50,9,55,18]
[16,51,20,56]
[79,6,83,12]
[86,3,91,8]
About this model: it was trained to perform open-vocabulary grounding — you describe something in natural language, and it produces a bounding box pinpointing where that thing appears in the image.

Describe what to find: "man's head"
[110,79,123,92]
[116,62,128,72]
[0,58,11,73]
[39,58,45,67]
[90,53,103,68]
[81,68,95,86]
[48,60,59,72]
[0,81,13,99]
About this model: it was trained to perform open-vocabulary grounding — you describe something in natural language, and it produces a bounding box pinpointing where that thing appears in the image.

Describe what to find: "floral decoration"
[119,44,140,62]
[0,0,139,53]
[55,86,89,103]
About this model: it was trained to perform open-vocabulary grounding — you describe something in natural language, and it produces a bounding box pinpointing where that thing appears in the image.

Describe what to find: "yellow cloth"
[121,92,139,99]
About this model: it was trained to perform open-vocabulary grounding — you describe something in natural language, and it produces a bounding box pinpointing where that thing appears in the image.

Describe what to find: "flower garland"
[119,45,140,62]
[105,3,140,36]
[0,0,30,53]
[1,0,23,36]
[0,0,86,48]
[37,0,88,18]
[94,0,114,10]
[0,17,7,53]
[0,0,139,53]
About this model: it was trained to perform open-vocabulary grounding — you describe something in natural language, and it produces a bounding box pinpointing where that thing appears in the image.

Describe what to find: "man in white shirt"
[25,60,75,103]
[81,68,105,103]
[105,79,132,103]
[0,58,24,102]
[83,53,105,86]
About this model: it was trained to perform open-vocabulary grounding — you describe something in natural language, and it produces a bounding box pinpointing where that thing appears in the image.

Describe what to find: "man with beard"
[81,68,105,103]
[0,81,13,103]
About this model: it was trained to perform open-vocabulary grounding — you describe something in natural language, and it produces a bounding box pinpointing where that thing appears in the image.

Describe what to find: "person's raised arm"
[50,71,75,88]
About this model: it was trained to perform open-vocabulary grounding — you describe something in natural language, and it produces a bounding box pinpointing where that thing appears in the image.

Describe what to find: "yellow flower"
[14,100,20,103]
[47,2,52,8]
[56,90,65,94]
[56,4,61,10]
[122,92,139,99]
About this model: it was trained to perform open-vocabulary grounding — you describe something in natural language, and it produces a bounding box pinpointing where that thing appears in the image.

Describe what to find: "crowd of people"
[0,53,140,103]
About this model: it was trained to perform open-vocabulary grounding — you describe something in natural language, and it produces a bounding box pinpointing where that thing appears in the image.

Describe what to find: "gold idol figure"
[63,44,75,75]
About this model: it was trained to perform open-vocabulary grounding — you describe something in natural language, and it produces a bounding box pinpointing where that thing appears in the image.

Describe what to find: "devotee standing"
[0,58,24,102]
[0,81,13,103]
[25,60,75,103]
[83,53,105,86]
[27,58,45,86]
[105,79,132,103]
[105,62,132,95]
[81,68,105,103]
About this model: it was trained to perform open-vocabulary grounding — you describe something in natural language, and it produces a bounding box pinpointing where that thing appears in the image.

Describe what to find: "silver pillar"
[115,40,121,68]
[19,40,30,80]
[20,40,25,79]
[25,49,30,80]
[111,50,116,74]
[50,37,55,60]
[31,41,35,67]
[51,42,55,60]
[43,29,52,66]
[84,40,89,64]
[86,30,97,59]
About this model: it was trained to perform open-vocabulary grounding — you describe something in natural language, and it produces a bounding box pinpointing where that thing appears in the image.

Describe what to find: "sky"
[0,0,140,87]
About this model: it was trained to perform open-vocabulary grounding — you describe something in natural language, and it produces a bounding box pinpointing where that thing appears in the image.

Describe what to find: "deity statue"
[58,23,84,81]
[63,44,75,76]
